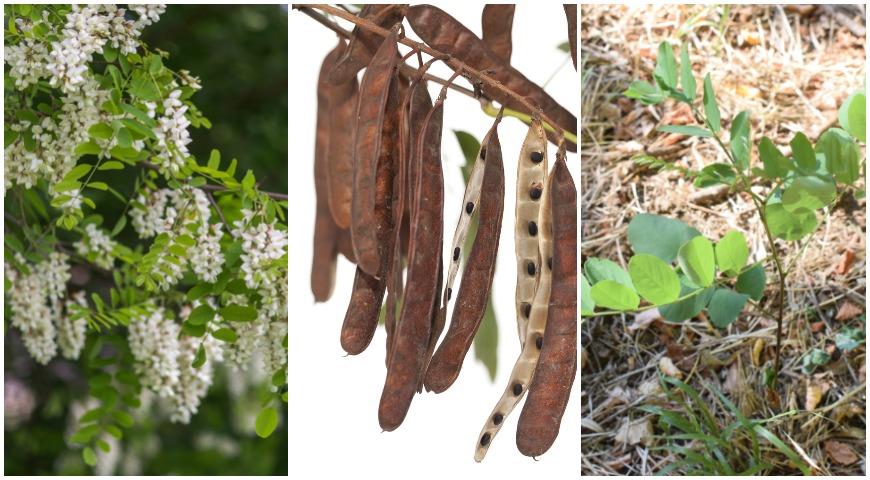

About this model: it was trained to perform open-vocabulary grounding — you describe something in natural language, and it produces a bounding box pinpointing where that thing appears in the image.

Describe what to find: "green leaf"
[128,69,160,101]
[838,90,866,142]
[82,447,97,467]
[790,132,816,171]
[556,41,569,53]
[580,275,596,316]
[628,254,680,305]
[115,127,132,148]
[765,200,818,241]
[175,234,196,247]
[590,280,639,311]
[679,43,696,100]
[816,128,861,184]
[660,278,714,323]
[473,299,498,381]
[120,104,157,128]
[702,74,720,133]
[707,288,749,327]
[624,80,666,105]
[147,54,163,74]
[110,215,127,236]
[192,344,206,369]
[255,407,278,438]
[87,181,109,191]
[64,163,93,182]
[729,111,751,170]
[98,160,125,171]
[88,122,113,140]
[583,258,633,289]
[781,175,836,212]
[653,42,677,90]
[835,327,864,352]
[801,348,831,374]
[104,424,123,439]
[71,424,100,444]
[242,170,256,191]
[656,125,713,138]
[677,236,715,287]
[220,304,258,322]
[207,149,221,170]
[628,214,701,263]
[187,304,215,326]
[112,410,135,428]
[714,230,749,276]
[187,283,211,301]
[182,321,206,337]
[694,163,736,188]
[758,136,791,178]
[735,264,766,301]
[78,407,104,424]
[212,327,238,343]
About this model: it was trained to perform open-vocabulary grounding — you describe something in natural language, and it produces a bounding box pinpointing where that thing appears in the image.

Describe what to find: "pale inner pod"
[474,165,554,463]
[514,118,548,347]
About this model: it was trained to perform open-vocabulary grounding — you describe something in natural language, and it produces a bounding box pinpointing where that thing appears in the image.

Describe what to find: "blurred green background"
[4,5,288,475]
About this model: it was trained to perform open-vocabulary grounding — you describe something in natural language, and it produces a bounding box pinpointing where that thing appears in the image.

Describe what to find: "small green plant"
[640,375,812,475]
[582,41,865,380]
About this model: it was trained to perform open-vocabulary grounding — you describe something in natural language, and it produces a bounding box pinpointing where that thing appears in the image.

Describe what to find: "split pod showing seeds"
[516,146,577,458]
[406,4,577,152]
[424,110,505,394]
[351,25,401,277]
[379,90,445,432]
[474,155,554,463]
[328,4,408,84]
[514,118,548,347]
[481,4,515,63]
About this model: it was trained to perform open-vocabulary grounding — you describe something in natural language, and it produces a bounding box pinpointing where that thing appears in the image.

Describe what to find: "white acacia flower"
[57,291,88,360]
[128,308,181,398]
[75,223,117,269]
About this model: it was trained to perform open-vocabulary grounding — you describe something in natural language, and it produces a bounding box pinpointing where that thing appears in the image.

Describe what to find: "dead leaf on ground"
[581,417,604,433]
[835,302,863,322]
[824,440,858,465]
[752,338,765,366]
[614,417,654,447]
[810,321,826,333]
[658,356,683,378]
[629,308,661,332]
[834,249,856,275]
[805,379,830,411]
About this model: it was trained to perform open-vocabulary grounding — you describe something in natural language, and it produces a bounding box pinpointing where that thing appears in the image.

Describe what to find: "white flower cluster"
[128,308,181,398]
[128,305,225,424]
[57,291,88,360]
[190,223,225,283]
[5,252,73,364]
[75,223,118,269]
[231,209,288,291]
[131,187,211,238]
[151,89,193,177]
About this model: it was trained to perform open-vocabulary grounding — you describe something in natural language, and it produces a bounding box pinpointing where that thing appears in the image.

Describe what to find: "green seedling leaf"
[255,406,278,438]
[729,111,751,170]
[765,198,818,241]
[758,136,791,178]
[790,132,816,171]
[707,288,749,327]
[580,275,596,316]
[703,74,720,133]
[694,163,736,188]
[715,230,749,276]
[624,80,666,105]
[628,213,701,263]
[781,175,836,212]
[679,42,696,100]
[735,264,766,301]
[584,257,633,289]
[801,348,831,374]
[656,125,713,138]
[629,254,680,305]
[590,279,639,311]
[835,326,865,352]
[816,128,861,185]
[653,41,678,90]
[838,90,866,143]
[677,236,715,287]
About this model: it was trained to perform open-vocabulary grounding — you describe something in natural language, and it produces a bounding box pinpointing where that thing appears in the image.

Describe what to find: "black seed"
[530,151,544,163]
[453,247,460,261]
[512,383,523,396]
[530,185,542,200]
[535,336,543,350]
[493,413,504,425]
[465,202,474,214]
[447,288,452,300]
[521,303,531,318]
[548,257,553,271]
[480,147,486,160]
[528,221,538,236]
[527,261,536,276]
[480,433,491,446]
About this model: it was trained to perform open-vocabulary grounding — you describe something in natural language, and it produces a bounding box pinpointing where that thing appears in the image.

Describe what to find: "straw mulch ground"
[580,4,866,475]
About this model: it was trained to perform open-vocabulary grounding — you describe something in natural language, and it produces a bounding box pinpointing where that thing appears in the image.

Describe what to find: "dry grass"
[580,4,866,475]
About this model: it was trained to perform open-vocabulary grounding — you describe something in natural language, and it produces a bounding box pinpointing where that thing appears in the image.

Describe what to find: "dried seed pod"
[418,253,444,392]
[406,5,576,151]
[563,4,577,70]
[481,4,515,63]
[516,146,577,458]
[379,95,444,431]
[351,26,400,277]
[311,42,346,302]
[324,51,359,230]
[474,158,554,462]
[514,118,548,346]
[424,111,505,394]
[329,4,407,84]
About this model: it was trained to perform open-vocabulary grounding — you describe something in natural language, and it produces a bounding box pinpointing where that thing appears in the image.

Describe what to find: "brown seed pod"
[406,4,576,151]
[311,42,346,302]
[515,146,577,458]
[563,4,577,70]
[424,111,504,394]
[379,95,444,432]
[351,26,400,277]
[514,118,548,346]
[418,253,444,392]
[329,4,407,84]
[474,157,554,462]
[324,50,359,230]
[481,4,515,63]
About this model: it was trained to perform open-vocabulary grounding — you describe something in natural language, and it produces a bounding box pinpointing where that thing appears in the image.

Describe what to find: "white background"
[288,4,580,478]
